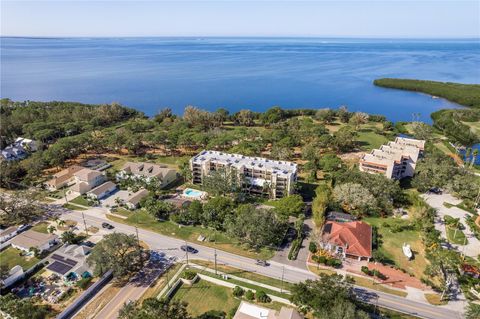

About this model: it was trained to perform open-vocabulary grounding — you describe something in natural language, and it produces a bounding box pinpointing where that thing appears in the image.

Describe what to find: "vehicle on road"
[102,222,114,229]
[256,259,269,267]
[180,245,198,253]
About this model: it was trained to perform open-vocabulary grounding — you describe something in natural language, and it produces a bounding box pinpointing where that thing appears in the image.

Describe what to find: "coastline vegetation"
[373,78,480,145]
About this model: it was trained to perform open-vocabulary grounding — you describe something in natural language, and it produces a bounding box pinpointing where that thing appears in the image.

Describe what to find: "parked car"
[102,222,114,230]
[180,245,198,254]
[81,241,95,247]
[428,187,442,195]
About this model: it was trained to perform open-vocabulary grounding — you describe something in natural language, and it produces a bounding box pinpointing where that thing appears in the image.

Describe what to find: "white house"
[46,244,92,279]
[1,137,37,161]
[10,229,58,253]
[1,265,24,287]
[0,226,19,243]
[86,181,117,200]
[117,162,178,188]
[70,168,106,194]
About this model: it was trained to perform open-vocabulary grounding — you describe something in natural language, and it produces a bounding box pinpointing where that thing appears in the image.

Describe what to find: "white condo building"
[359,137,425,179]
[190,150,297,199]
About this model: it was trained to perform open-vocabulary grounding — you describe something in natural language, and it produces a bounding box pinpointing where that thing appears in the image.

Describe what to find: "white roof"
[192,150,297,176]
[236,301,272,319]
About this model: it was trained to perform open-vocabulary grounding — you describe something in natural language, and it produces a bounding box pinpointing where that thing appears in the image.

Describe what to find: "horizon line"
[2,35,479,40]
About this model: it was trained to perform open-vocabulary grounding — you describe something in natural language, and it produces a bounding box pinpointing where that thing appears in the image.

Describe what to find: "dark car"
[82,241,96,248]
[255,259,269,267]
[428,187,442,195]
[180,245,198,254]
[102,222,114,230]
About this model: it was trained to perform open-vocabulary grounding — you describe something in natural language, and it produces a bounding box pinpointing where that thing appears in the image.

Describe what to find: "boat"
[403,243,413,260]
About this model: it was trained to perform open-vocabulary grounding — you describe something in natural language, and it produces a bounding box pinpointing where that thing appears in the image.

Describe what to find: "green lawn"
[107,211,274,260]
[445,226,468,245]
[63,203,88,211]
[111,207,133,217]
[31,222,50,234]
[192,260,294,292]
[172,279,240,316]
[356,128,390,150]
[363,217,428,280]
[70,195,92,207]
[0,247,40,270]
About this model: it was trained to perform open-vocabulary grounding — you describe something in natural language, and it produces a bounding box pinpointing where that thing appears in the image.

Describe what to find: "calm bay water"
[1,37,479,122]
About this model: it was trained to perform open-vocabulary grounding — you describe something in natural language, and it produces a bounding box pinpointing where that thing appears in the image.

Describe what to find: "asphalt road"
[63,209,463,319]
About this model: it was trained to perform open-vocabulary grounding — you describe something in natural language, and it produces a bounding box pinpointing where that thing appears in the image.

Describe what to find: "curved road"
[63,208,462,319]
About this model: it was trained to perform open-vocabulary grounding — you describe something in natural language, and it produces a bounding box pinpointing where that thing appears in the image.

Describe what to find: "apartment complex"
[359,137,425,179]
[190,150,297,199]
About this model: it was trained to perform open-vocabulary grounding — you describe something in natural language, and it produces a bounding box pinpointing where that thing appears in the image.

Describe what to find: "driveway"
[421,193,480,258]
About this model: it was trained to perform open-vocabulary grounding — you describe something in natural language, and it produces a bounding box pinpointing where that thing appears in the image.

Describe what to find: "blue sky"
[1,1,479,38]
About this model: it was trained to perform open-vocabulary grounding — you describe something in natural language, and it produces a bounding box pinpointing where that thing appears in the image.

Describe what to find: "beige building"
[117,162,178,188]
[70,168,106,194]
[10,229,58,253]
[190,150,297,199]
[86,181,117,200]
[45,165,84,190]
[359,137,425,179]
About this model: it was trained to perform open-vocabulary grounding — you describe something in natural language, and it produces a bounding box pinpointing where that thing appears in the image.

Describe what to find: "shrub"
[232,286,244,297]
[373,269,387,280]
[245,290,254,301]
[308,242,318,254]
[361,266,372,276]
[76,277,93,290]
[256,290,271,303]
[288,238,303,260]
[182,270,197,280]
[326,258,342,268]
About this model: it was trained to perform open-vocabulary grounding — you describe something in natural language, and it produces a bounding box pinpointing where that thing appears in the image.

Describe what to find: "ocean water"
[1,37,479,122]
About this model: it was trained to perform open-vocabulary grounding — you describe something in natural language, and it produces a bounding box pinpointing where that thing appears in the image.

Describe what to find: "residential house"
[125,188,149,209]
[0,226,19,243]
[461,264,480,279]
[44,165,84,191]
[321,221,372,261]
[46,244,92,279]
[10,229,58,253]
[1,137,37,161]
[1,265,24,288]
[359,137,425,179]
[190,150,298,199]
[86,181,117,200]
[117,162,178,188]
[70,168,106,194]
[233,301,303,319]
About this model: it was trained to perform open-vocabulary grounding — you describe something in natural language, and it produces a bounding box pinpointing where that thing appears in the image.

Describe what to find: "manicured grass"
[107,211,274,260]
[70,195,92,207]
[307,265,337,276]
[172,279,240,316]
[445,225,468,245]
[356,128,389,150]
[31,222,50,234]
[63,203,87,211]
[111,207,133,218]
[192,260,294,291]
[0,247,40,270]
[363,217,428,280]
[350,275,408,297]
[424,293,448,305]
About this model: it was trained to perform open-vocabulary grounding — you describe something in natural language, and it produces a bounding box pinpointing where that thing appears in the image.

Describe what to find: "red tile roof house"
[320,221,372,261]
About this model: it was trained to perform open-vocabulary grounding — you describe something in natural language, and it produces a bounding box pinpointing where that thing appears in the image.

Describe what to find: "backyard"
[363,216,428,280]
[172,279,240,316]
[31,222,50,234]
[0,247,40,270]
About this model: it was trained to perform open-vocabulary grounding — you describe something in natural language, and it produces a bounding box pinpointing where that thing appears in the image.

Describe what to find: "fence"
[56,270,113,319]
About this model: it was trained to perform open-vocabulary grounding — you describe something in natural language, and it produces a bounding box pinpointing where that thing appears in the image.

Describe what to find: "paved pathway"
[421,193,480,257]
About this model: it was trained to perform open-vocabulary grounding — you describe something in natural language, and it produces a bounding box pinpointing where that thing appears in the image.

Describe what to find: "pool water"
[184,188,203,198]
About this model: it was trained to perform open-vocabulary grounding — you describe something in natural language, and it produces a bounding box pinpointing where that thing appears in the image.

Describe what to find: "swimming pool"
[183,188,206,199]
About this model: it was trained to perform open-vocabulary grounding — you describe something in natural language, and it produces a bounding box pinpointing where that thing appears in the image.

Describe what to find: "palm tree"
[47,225,56,234]
[465,147,472,166]
[57,219,66,229]
[471,149,478,167]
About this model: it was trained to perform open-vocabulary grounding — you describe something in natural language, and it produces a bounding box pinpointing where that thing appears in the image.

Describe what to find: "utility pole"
[81,212,88,236]
[280,266,285,293]
[214,230,218,275]
[185,241,189,265]
[135,226,140,247]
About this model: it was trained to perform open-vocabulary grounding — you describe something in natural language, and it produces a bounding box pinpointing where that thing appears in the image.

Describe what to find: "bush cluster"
[312,255,342,268]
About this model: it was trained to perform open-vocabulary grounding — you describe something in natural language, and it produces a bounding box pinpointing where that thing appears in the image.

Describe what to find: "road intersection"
[58,206,464,319]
